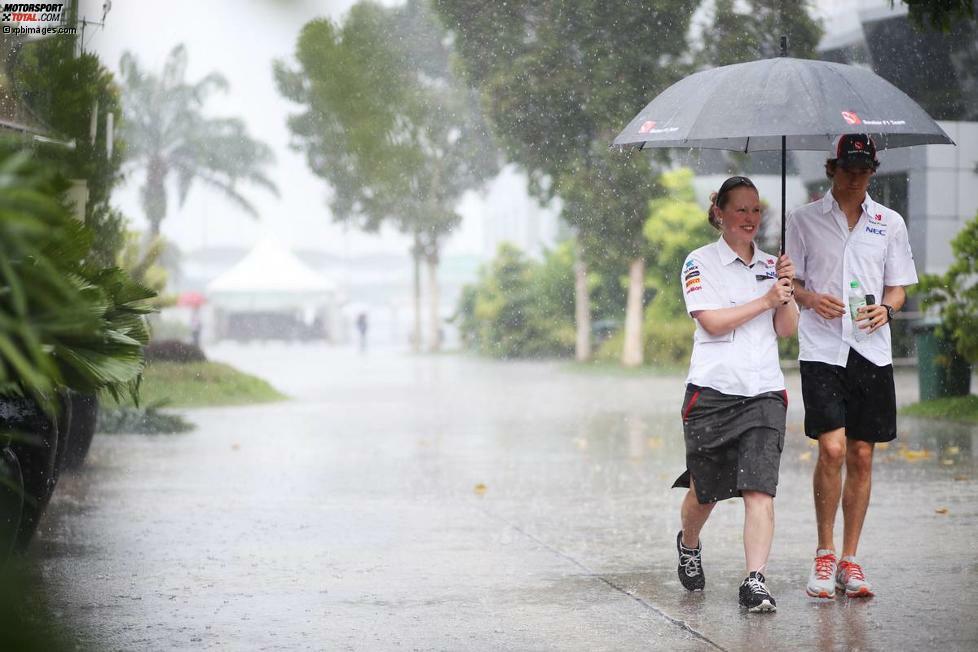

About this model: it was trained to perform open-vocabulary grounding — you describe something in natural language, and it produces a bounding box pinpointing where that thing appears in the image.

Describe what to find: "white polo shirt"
[682,237,786,397]
[785,192,918,367]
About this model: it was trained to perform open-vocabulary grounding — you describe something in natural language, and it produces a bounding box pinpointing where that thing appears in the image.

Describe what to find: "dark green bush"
[455,242,576,358]
[97,404,194,435]
[144,339,207,364]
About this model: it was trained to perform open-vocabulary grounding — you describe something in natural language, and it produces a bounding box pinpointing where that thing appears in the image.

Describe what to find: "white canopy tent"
[208,239,336,310]
[206,239,339,341]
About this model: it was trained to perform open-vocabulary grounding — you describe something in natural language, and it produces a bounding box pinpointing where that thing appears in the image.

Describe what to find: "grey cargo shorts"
[672,384,787,504]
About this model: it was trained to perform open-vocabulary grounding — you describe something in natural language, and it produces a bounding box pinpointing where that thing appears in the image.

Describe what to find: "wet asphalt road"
[31,343,978,650]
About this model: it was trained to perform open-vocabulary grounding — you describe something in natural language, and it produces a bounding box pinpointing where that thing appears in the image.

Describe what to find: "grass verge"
[116,361,287,409]
[900,394,978,423]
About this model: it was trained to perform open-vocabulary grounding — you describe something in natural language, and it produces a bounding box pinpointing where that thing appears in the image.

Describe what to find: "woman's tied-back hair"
[708,175,757,230]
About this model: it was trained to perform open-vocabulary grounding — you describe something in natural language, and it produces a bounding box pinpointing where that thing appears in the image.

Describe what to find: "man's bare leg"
[841,440,875,557]
[813,428,847,550]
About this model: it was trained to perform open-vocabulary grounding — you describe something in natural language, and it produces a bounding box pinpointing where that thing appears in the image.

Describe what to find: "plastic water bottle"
[848,280,868,342]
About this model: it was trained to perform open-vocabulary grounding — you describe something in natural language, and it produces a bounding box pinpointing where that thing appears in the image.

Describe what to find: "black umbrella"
[612,52,954,253]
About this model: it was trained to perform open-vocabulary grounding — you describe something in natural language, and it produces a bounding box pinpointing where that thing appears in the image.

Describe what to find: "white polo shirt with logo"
[785,192,918,368]
[682,237,785,397]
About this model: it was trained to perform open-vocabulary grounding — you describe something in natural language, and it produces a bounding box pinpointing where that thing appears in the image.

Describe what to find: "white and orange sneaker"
[836,557,874,598]
[806,549,837,599]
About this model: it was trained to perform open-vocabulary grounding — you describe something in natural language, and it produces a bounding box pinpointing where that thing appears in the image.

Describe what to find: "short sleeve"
[682,253,724,315]
[784,211,806,281]
[883,214,918,286]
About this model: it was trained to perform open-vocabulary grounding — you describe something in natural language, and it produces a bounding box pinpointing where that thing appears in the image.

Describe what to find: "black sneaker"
[676,531,705,591]
[739,571,776,612]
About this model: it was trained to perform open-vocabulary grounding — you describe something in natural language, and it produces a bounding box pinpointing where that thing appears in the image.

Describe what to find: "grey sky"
[83,0,486,257]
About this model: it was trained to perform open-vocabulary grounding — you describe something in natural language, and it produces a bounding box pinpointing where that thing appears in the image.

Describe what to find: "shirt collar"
[821,190,876,217]
[716,235,760,267]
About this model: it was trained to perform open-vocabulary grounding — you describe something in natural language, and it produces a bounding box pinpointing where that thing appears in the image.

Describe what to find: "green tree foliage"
[11,34,127,267]
[644,169,716,320]
[896,0,977,31]
[456,243,576,358]
[435,0,700,364]
[698,0,822,66]
[915,211,978,361]
[276,0,497,230]
[0,154,155,412]
[119,45,277,237]
[275,0,497,351]
[597,168,715,364]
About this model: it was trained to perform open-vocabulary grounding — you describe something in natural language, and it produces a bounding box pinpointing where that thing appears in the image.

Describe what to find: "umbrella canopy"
[176,291,207,308]
[613,57,953,152]
[612,55,954,253]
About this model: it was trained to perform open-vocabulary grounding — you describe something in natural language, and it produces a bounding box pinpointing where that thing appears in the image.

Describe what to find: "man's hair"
[824,158,880,179]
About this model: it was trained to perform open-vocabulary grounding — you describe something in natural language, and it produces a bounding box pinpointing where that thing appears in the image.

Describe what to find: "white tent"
[206,239,339,342]
[207,239,336,311]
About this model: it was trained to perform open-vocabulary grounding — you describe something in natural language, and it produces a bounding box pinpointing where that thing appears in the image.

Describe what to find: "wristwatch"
[881,304,895,323]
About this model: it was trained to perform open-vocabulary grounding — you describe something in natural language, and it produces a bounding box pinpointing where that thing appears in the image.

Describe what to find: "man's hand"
[856,304,889,333]
[809,293,847,320]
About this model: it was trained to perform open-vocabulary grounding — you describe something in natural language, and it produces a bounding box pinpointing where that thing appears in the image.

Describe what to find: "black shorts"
[799,349,896,443]
[672,384,787,504]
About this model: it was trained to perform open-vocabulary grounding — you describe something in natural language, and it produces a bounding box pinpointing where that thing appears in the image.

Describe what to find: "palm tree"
[0,152,157,554]
[118,45,278,237]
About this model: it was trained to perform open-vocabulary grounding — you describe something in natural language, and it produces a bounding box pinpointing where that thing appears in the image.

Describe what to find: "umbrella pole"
[781,134,786,256]
[779,34,788,257]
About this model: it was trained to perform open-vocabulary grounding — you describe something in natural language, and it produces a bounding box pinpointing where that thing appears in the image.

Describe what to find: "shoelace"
[679,548,702,577]
[744,576,769,596]
[813,554,836,580]
[839,561,865,581]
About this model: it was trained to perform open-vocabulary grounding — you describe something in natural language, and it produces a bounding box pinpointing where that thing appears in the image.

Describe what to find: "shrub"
[144,339,206,364]
[97,404,194,434]
[455,242,576,358]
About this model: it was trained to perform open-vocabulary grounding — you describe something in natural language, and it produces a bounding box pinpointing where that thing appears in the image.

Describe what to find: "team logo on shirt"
[865,226,886,236]
[684,259,702,293]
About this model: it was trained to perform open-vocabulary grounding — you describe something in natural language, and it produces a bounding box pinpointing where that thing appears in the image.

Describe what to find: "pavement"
[28,343,978,650]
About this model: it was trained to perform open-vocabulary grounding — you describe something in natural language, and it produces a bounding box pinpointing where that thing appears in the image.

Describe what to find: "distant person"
[190,308,202,348]
[673,176,798,613]
[356,311,368,352]
[786,134,918,599]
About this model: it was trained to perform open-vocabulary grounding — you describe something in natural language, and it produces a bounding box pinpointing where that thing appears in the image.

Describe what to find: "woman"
[672,175,798,613]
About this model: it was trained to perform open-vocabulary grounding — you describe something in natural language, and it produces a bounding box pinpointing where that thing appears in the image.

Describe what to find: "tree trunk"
[621,256,645,368]
[426,252,441,353]
[574,250,591,362]
[411,237,422,353]
[143,157,167,238]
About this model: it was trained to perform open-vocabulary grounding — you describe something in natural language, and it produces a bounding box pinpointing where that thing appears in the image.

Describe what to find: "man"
[785,134,918,599]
